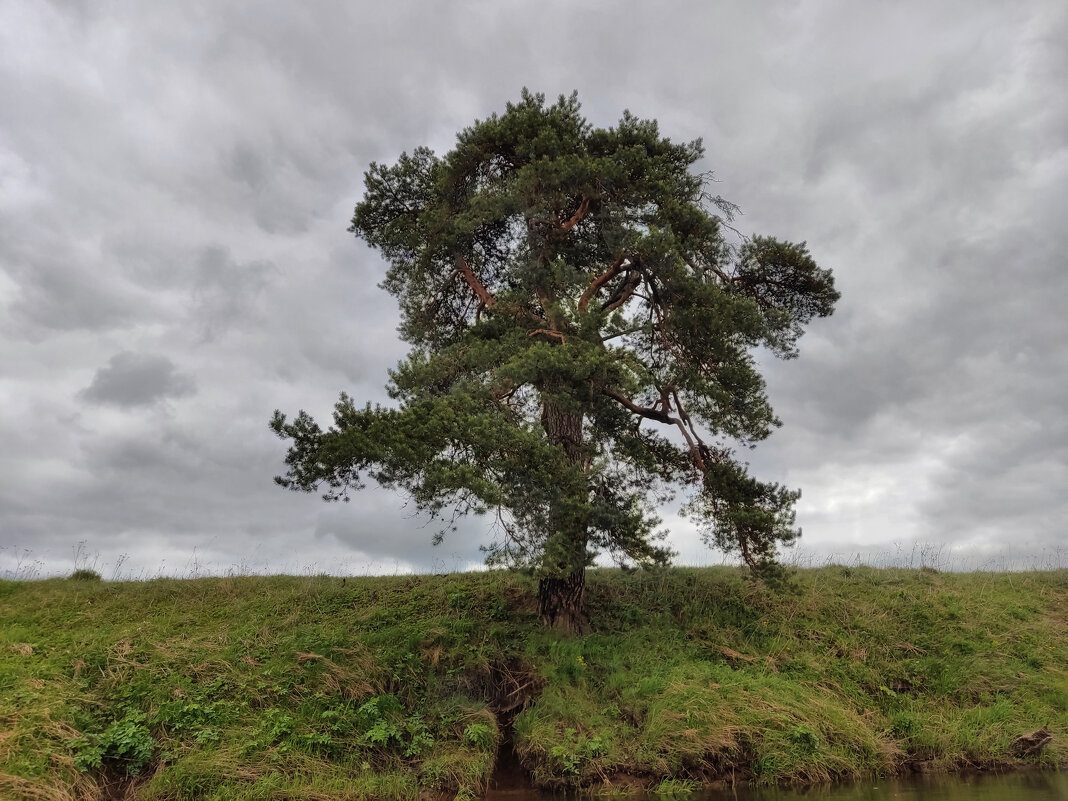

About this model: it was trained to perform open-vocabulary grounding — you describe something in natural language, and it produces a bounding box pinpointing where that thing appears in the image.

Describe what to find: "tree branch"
[600,324,647,342]
[528,328,566,343]
[671,388,689,422]
[670,387,706,463]
[454,254,496,309]
[603,270,642,312]
[602,388,674,426]
[602,387,707,470]
[738,535,759,571]
[560,195,590,232]
[419,268,461,319]
[578,254,627,313]
[683,253,732,286]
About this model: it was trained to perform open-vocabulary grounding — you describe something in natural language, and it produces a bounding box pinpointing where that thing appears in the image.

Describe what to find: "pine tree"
[271,91,839,632]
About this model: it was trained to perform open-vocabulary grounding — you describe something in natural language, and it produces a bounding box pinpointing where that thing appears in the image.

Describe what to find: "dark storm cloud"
[80,352,195,408]
[2,0,1065,577]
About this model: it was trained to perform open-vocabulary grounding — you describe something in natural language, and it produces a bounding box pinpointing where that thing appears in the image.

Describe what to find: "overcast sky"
[2,0,1065,579]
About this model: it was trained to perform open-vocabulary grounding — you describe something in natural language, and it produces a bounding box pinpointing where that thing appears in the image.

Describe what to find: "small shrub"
[259,708,295,743]
[447,590,469,610]
[788,724,820,752]
[547,728,608,776]
[890,710,918,738]
[70,713,156,775]
[193,728,220,745]
[68,569,102,582]
[403,716,435,757]
[154,699,227,734]
[462,722,495,751]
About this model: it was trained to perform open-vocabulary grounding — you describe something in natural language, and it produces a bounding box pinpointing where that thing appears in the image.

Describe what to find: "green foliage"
[2,567,1066,798]
[461,722,494,751]
[547,727,609,775]
[70,712,156,775]
[652,778,699,798]
[253,707,295,745]
[271,90,840,597]
[788,724,821,753]
[356,694,435,757]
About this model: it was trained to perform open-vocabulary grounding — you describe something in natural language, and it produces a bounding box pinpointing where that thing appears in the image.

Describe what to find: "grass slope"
[1,566,1066,800]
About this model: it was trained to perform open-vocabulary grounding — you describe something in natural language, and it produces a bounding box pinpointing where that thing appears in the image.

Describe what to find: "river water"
[487,772,1068,801]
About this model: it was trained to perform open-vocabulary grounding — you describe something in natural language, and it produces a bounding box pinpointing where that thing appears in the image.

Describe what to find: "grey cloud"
[0,227,145,339]
[3,0,1066,577]
[221,135,353,236]
[314,496,491,573]
[227,142,269,192]
[192,245,275,340]
[80,352,196,408]
[7,266,136,335]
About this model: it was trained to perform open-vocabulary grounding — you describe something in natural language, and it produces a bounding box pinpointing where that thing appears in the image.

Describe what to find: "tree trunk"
[540,394,584,464]
[538,390,589,633]
[538,569,588,634]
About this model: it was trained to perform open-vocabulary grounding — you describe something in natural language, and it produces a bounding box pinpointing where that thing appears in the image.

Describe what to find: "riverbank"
[1,566,1065,799]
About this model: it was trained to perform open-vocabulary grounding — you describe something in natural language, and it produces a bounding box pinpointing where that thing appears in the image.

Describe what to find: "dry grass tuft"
[296,648,379,700]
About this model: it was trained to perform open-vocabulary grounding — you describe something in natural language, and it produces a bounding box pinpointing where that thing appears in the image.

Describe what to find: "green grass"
[1,566,1066,799]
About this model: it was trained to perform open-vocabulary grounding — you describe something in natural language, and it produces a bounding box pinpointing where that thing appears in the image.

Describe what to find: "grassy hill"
[1,566,1066,800]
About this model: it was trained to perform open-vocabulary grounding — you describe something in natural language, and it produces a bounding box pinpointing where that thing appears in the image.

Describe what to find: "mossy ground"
[1,566,1066,799]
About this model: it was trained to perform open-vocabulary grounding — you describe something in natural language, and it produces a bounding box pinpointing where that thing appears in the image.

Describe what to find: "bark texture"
[538,392,589,633]
[538,569,588,634]
[539,396,584,464]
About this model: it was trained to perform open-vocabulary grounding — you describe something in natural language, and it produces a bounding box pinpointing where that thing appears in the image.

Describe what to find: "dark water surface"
[487,772,1067,801]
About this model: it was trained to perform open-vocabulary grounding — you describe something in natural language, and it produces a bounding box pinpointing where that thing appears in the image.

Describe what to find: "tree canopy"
[271,91,839,631]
